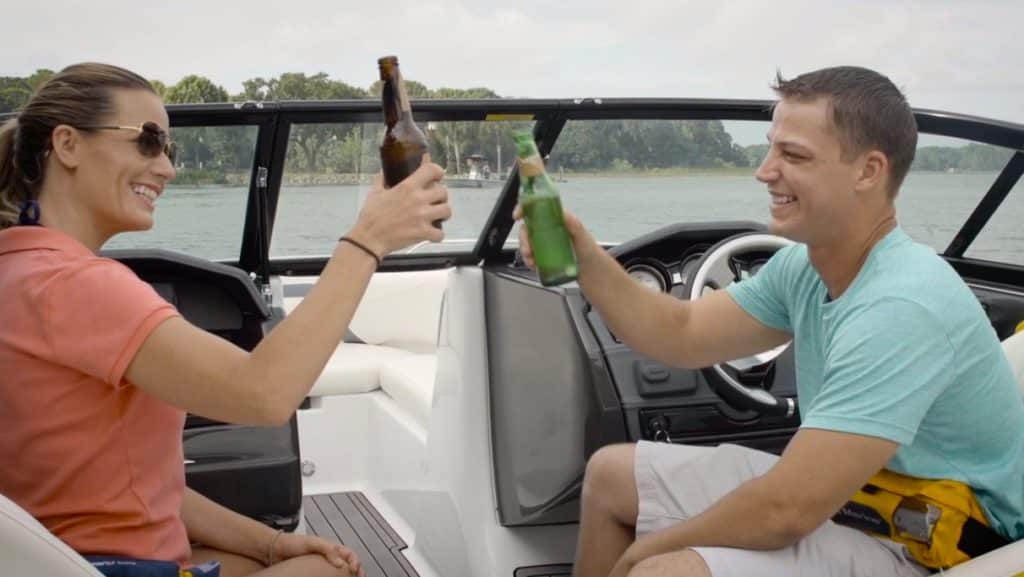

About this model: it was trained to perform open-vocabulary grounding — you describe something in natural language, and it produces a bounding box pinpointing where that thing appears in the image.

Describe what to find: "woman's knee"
[261,554,356,577]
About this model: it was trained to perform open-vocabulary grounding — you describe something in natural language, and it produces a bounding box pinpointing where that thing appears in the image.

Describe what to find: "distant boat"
[447,152,569,188]
[447,153,503,188]
[446,174,503,188]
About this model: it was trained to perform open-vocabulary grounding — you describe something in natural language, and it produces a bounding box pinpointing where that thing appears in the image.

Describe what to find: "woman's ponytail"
[0,118,31,229]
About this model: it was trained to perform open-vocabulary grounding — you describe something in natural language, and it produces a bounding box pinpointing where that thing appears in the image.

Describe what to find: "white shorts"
[634,441,932,577]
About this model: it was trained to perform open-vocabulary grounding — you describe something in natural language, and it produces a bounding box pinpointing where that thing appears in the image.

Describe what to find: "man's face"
[755,97,865,246]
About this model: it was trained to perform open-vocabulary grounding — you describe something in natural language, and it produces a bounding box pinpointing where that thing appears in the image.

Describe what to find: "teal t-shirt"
[726,227,1024,540]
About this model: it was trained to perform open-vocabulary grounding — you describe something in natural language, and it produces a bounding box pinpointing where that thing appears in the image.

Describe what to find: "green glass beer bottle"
[513,132,578,286]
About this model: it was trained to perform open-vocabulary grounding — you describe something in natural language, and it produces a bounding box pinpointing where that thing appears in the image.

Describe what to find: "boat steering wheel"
[684,232,799,417]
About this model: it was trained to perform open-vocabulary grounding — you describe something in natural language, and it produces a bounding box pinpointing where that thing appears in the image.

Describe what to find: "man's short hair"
[772,66,918,196]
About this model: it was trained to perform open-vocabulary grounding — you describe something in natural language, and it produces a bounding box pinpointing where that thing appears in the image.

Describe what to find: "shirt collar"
[0,226,95,258]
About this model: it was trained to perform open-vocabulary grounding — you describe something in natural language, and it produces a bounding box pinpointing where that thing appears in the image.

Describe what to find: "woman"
[0,63,451,577]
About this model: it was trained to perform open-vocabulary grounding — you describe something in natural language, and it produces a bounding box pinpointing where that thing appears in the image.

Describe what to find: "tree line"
[1,70,1012,178]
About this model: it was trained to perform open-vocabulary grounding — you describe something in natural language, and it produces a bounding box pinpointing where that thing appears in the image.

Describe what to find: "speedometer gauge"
[626,263,668,292]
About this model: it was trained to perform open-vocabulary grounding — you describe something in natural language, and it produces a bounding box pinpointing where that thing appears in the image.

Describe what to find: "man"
[516,66,1023,577]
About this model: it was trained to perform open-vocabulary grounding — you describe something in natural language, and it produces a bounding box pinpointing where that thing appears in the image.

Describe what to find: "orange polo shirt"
[0,226,189,564]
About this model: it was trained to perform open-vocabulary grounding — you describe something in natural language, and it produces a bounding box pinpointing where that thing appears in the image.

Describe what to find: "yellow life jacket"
[832,469,1009,569]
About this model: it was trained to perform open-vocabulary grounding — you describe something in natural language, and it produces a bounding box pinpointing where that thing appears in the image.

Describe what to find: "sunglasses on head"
[76,121,177,164]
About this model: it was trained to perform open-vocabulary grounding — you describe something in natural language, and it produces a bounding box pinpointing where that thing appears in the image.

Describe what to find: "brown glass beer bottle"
[378,56,440,228]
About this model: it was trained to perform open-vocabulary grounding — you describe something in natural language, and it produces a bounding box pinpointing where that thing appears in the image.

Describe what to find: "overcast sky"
[4,0,1022,132]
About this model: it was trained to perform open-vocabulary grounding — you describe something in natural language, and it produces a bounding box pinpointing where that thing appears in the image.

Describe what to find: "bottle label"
[520,154,544,177]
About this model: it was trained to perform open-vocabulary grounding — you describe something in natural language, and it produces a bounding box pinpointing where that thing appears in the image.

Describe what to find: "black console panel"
[591,222,803,454]
[486,221,803,530]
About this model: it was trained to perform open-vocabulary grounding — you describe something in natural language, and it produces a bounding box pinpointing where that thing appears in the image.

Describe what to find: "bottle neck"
[381,69,412,128]
[519,161,556,196]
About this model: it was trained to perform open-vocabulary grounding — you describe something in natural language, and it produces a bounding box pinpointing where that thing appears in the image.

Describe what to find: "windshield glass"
[501,119,1016,261]
[965,169,1024,265]
[509,119,770,246]
[270,118,533,258]
[898,135,1015,257]
[135,104,1020,269]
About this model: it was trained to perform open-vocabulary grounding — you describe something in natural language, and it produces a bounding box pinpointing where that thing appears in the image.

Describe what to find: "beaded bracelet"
[338,236,382,267]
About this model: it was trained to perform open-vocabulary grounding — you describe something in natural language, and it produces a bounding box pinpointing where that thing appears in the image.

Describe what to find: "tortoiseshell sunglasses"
[76,121,177,164]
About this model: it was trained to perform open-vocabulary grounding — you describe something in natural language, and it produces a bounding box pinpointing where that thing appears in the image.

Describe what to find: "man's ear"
[49,125,83,170]
[855,150,889,194]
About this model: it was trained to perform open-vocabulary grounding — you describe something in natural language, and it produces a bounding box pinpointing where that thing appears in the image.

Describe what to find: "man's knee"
[629,549,712,577]
[582,443,637,518]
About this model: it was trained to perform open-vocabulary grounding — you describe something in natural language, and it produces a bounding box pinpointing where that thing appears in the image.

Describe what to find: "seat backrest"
[0,493,101,576]
[1001,331,1024,397]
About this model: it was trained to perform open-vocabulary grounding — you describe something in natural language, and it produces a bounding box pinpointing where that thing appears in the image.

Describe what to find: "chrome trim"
[967,282,1024,298]
[626,262,669,292]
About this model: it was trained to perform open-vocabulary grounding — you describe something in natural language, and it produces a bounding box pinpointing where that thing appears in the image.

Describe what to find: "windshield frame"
[7,98,1019,277]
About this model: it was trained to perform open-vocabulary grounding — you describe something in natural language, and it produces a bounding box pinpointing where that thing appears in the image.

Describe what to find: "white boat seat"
[310,343,416,396]
[1001,330,1024,397]
[0,493,102,576]
[379,353,438,427]
[285,270,448,424]
[940,331,1024,576]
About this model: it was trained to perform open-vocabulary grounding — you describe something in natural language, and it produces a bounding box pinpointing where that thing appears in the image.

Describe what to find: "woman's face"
[72,89,175,236]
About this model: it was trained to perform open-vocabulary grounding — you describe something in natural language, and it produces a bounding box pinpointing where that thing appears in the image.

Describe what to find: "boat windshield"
[271,119,532,259]
[19,99,1014,273]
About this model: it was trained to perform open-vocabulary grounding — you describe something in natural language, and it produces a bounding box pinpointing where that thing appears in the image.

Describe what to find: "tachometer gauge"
[626,263,668,292]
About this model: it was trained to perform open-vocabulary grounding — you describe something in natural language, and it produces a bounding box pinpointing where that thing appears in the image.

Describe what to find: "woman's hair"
[0,63,155,229]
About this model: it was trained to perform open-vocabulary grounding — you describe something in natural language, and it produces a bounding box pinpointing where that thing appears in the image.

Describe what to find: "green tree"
[0,77,31,113]
[238,72,365,101]
[744,144,769,167]
[417,87,502,173]
[150,79,168,98]
[430,87,499,99]
[367,78,431,99]
[911,144,1013,172]
[236,73,366,173]
[163,77,230,172]
[958,143,1013,171]
[165,75,229,104]
[25,69,55,92]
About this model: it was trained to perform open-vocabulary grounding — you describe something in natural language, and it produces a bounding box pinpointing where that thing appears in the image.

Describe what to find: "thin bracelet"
[338,236,382,267]
[267,529,283,566]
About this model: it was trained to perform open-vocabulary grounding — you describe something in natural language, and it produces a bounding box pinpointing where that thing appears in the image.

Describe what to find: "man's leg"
[623,442,929,577]
[573,444,640,577]
[628,550,711,577]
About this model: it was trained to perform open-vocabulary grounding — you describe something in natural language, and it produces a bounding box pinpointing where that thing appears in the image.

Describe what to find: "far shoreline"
[165,167,1000,187]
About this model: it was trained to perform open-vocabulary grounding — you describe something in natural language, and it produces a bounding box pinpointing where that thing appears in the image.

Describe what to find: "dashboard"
[614,222,775,298]
[574,221,803,446]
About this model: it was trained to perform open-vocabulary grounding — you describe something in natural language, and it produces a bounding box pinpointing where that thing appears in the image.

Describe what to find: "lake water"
[104,171,1024,266]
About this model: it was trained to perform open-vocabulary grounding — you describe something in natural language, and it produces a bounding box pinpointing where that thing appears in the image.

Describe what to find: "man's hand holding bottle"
[513,204,599,276]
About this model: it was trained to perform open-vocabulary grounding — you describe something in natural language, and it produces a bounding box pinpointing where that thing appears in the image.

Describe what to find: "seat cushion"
[939,538,1024,576]
[1001,331,1024,396]
[0,493,102,576]
[310,344,416,397]
[379,354,438,426]
[347,270,448,349]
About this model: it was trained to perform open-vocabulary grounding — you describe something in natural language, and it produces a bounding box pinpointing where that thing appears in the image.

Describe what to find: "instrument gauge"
[626,262,669,293]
